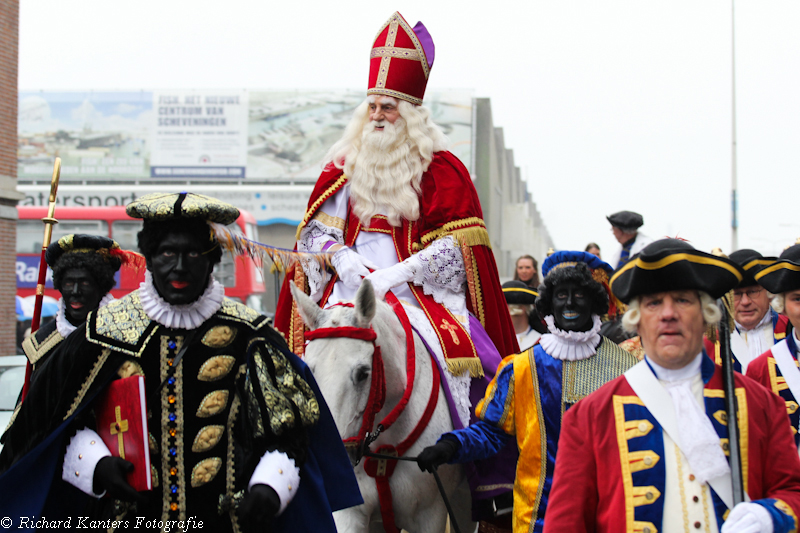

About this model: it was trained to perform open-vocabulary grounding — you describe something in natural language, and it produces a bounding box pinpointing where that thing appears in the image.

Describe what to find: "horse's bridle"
[303,294,443,533]
[304,318,387,461]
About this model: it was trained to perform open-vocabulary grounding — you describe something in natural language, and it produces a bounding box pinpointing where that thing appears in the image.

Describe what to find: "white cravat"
[139,271,225,330]
[56,292,116,338]
[648,353,730,484]
[736,310,774,361]
[539,314,602,361]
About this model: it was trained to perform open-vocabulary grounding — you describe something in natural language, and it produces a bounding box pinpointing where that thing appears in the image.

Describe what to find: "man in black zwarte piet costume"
[0,192,360,532]
[22,234,137,381]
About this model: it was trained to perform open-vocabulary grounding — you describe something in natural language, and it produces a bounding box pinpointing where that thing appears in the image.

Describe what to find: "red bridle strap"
[305,327,376,343]
[304,325,386,453]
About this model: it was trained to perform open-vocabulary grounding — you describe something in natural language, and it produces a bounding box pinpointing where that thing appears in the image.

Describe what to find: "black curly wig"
[52,252,121,295]
[535,262,609,318]
[137,218,223,268]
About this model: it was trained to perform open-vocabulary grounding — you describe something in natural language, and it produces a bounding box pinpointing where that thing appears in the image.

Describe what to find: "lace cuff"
[298,220,343,301]
[405,236,466,309]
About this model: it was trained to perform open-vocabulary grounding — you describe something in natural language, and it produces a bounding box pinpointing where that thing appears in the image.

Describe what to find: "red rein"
[304,294,441,533]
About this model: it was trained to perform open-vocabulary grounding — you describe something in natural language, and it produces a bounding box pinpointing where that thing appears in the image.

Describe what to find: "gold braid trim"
[461,241,485,326]
[295,174,348,240]
[64,348,111,420]
[446,357,485,379]
[420,217,490,247]
[290,266,307,354]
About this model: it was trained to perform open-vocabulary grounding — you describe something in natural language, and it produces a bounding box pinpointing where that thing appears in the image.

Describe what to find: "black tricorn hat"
[610,238,744,303]
[502,281,538,305]
[606,210,644,232]
[728,249,777,288]
[45,234,122,269]
[780,243,800,262]
[755,259,800,295]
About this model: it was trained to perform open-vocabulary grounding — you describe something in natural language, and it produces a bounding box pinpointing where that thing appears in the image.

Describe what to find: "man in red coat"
[275,11,517,419]
[747,244,800,450]
[545,239,800,533]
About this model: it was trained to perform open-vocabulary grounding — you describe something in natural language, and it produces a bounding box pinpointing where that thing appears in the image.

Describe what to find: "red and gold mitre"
[367,12,434,106]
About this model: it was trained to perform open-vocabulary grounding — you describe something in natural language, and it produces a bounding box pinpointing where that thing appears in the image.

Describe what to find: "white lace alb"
[405,236,466,310]
[539,314,602,361]
[139,271,225,330]
[648,353,731,485]
[56,292,116,338]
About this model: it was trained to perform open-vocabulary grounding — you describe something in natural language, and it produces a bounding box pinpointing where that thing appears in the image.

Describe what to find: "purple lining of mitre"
[412,21,435,69]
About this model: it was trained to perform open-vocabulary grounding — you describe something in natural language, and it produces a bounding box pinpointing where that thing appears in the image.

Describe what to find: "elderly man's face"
[552,281,593,332]
[368,96,401,127]
[637,290,706,369]
[732,285,771,329]
[60,267,103,325]
[150,230,213,306]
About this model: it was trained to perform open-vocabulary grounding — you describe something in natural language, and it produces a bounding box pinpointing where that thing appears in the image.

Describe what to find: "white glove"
[721,502,773,533]
[363,262,415,300]
[331,246,378,289]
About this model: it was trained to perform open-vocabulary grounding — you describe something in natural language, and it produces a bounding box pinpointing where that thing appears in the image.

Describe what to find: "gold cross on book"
[109,406,129,459]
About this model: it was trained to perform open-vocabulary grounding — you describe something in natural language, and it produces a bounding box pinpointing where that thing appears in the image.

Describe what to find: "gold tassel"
[445,358,485,379]
[449,227,493,249]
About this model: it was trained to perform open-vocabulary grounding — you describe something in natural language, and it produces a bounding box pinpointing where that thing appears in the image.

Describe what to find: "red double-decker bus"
[16,206,266,311]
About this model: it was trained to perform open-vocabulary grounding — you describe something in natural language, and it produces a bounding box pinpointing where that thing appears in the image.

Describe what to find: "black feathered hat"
[728,249,777,288]
[46,234,128,269]
[610,239,744,303]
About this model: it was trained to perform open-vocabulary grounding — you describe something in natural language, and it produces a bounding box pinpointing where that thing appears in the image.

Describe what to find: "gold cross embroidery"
[109,406,129,459]
[440,320,461,345]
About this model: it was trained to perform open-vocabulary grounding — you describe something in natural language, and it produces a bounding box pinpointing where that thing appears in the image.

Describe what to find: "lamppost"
[731,0,739,252]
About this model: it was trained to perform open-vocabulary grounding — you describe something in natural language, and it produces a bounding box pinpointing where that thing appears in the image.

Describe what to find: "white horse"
[290,280,475,533]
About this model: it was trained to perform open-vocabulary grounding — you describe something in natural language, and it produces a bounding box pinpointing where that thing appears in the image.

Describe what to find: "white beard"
[347,118,423,227]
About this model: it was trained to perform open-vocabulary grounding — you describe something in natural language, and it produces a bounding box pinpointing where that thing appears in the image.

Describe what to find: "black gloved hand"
[93,456,145,503]
[237,484,281,531]
[417,438,459,473]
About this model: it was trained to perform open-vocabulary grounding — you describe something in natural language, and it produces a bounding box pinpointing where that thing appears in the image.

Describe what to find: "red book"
[95,375,152,492]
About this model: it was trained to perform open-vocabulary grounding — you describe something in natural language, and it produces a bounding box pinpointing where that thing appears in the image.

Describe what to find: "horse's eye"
[353,365,370,384]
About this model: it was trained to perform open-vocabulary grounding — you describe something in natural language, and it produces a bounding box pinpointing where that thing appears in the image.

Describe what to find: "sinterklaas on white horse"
[290,280,475,533]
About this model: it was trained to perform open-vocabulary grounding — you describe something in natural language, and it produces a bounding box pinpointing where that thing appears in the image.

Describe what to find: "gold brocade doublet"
[84,292,317,531]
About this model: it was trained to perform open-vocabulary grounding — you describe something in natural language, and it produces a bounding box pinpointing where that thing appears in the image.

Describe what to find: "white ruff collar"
[139,271,224,330]
[56,292,116,338]
[539,315,602,361]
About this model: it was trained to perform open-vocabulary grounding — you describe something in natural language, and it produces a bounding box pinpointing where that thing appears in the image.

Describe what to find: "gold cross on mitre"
[439,319,461,345]
[109,405,129,459]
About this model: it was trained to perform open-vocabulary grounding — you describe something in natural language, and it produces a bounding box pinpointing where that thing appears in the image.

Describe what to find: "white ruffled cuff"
[405,236,466,310]
[62,428,111,498]
[298,220,342,301]
[248,450,301,516]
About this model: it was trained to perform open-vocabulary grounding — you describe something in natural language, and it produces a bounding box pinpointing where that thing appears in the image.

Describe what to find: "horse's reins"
[304,293,451,533]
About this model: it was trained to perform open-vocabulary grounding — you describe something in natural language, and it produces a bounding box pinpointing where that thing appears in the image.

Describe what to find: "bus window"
[112,220,143,251]
[16,220,109,253]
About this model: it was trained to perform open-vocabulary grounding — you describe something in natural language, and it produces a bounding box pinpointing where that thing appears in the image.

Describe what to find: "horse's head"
[290,280,398,442]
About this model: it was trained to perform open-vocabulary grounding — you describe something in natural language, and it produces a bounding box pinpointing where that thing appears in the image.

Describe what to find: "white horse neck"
[370,300,436,443]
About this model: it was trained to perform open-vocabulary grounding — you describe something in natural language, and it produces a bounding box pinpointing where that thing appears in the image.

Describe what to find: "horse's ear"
[289,281,321,330]
[355,280,377,328]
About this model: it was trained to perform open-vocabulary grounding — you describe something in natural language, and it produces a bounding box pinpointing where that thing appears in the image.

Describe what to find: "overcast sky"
[18,0,800,259]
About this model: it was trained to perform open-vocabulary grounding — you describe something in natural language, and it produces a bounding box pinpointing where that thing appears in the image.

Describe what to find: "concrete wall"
[473,98,554,281]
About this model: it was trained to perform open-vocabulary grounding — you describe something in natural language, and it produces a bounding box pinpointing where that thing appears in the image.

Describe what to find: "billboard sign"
[19,89,474,180]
